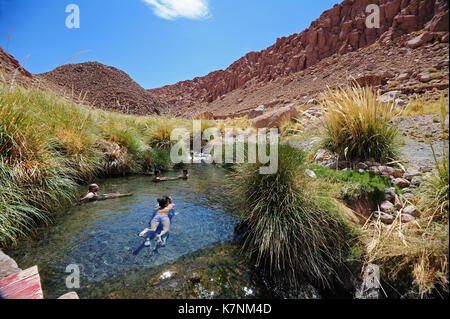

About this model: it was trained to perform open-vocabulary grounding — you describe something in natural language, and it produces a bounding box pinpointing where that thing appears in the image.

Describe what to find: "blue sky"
[0,0,338,89]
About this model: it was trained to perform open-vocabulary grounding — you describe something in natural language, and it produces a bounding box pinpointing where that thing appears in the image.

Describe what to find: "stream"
[5,165,258,299]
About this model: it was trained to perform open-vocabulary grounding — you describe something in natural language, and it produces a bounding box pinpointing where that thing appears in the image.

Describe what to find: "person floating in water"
[139,196,175,247]
[153,168,189,182]
[80,183,132,203]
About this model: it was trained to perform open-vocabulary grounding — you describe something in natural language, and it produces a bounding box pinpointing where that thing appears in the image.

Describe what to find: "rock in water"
[355,264,382,299]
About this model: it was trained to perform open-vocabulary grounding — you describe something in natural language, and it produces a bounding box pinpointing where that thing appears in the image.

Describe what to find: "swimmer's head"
[89,184,99,192]
[164,195,173,204]
[183,169,189,176]
[157,197,169,209]
[154,169,161,177]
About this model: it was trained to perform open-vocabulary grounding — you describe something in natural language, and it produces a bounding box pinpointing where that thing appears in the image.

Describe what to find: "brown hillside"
[148,0,449,117]
[40,62,166,115]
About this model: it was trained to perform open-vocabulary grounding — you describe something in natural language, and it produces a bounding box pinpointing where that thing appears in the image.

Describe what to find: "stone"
[394,195,404,210]
[252,104,299,128]
[384,188,397,202]
[393,168,404,178]
[397,73,409,81]
[380,201,395,214]
[0,250,21,279]
[411,176,423,186]
[355,264,381,299]
[394,178,411,188]
[373,211,394,224]
[356,162,368,170]
[255,105,266,112]
[403,193,415,199]
[404,171,421,180]
[378,166,396,177]
[305,169,317,179]
[400,214,416,223]
[418,73,432,83]
[304,99,319,105]
[428,10,449,32]
[403,205,418,215]
[407,32,434,49]
[378,91,402,103]
[58,292,80,299]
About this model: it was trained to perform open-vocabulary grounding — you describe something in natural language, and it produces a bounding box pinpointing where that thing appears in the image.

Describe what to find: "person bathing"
[154,168,189,182]
[80,184,100,202]
[80,184,132,203]
[139,196,175,247]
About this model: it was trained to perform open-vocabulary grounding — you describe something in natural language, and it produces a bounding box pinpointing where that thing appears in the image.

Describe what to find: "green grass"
[0,83,188,247]
[313,166,394,201]
[228,144,357,290]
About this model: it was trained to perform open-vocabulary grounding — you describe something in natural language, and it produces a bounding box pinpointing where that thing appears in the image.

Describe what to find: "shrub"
[321,86,400,163]
[228,144,354,289]
[148,124,174,150]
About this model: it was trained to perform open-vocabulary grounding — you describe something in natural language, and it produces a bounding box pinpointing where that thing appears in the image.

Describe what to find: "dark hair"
[157,197,169,209]
[183,169,188,174]
[154,169,161,176]
[163,195,172,204]
[89,184,98,192]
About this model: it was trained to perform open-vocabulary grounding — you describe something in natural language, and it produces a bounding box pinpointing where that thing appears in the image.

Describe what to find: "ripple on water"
[6,165,237,299]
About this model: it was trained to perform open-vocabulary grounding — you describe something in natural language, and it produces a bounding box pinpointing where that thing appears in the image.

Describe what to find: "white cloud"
[143,0,210,20]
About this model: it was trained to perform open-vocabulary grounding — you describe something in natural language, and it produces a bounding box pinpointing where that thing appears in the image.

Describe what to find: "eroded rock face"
[149,0,449,111]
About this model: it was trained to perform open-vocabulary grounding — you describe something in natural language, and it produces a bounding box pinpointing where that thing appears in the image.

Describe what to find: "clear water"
[6,165,238,299]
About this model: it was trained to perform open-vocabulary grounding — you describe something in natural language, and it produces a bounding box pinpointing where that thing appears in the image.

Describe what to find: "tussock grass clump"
[147,124,174,151]
[321,86,400,163]
[229,144,355,290]
[0,83,189,246]
[363,95,449,298]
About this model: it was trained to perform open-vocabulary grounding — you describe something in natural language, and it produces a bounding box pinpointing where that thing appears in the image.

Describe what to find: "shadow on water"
[5,164,244,299]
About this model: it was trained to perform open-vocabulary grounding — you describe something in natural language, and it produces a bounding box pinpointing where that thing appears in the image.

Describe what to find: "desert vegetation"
[228,144,360,291]
[0,83,188,246]
[321,86,400,163]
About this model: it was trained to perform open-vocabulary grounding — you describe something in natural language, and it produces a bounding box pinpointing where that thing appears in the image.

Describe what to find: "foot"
[144,238,151,247]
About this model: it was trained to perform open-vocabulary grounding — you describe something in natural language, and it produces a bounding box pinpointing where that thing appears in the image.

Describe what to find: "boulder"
[373,211,395,224]
[252,104,299,128]
[407,32,434,49]
[384,187,397,202]
[403,205,418,215]
[356,162,368,170]
[400,214,416,223]
[379,91,402,103]
[380,201,395,214]
[404,171,421,180]
[418,73,432,83]
[0,250,21,279]
[355,264,382,299]
[394,178,411,188]
[394,195,404,210]
[411,176,423,186]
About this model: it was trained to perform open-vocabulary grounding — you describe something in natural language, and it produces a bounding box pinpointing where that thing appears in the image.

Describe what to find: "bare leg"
[159,218,170,238]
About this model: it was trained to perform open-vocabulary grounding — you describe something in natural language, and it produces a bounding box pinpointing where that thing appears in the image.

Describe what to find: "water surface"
[6,165,238,298]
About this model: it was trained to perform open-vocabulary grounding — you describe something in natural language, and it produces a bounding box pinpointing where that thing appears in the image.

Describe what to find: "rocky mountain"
[148,0,449,117]
[40,62,166,115]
